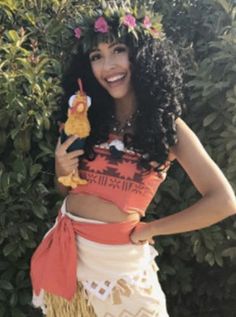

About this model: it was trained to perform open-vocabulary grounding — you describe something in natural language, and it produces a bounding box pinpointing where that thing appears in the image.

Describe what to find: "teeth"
[106,74,125,83]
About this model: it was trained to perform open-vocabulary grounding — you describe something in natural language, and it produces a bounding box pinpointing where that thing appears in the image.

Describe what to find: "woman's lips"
[105,74,126,87]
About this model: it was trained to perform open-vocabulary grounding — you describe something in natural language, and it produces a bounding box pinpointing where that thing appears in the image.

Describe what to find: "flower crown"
[73,0,165,52]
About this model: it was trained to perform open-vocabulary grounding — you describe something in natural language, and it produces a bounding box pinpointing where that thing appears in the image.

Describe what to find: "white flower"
[109,139,124,151]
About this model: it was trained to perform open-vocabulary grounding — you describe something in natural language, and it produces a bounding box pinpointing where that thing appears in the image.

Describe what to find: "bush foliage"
[0,0,235,316]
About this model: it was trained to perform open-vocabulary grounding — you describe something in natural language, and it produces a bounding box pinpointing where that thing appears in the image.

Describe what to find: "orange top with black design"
[70,135,171,216]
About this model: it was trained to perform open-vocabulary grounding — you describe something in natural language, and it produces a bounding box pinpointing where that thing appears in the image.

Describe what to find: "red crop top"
[70,137,171,216]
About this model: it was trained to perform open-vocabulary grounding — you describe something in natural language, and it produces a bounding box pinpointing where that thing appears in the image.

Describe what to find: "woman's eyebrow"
[89,42,124,54]
[108,42,121,48]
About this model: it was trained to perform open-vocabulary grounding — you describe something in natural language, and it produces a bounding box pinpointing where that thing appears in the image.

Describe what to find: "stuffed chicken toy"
[58,79,91,188]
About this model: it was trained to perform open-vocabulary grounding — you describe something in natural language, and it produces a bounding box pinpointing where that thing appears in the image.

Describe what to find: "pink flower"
[74,27,82,39]
[143,16,152,29]
[122,14,136,29]
[94,16,109,33]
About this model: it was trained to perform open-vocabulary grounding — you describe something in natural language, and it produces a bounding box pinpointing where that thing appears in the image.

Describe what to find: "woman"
[30,2,236,316]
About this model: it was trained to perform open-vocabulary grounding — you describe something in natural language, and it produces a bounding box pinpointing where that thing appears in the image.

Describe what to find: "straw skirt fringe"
[44,282,97,317]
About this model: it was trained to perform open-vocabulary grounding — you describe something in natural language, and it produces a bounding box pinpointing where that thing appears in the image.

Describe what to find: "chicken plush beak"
[77,102,85,113]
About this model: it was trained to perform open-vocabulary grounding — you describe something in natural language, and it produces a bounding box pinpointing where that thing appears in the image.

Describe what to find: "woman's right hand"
[55,136,84,178]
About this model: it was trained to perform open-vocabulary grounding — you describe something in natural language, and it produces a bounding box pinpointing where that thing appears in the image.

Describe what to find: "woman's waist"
[66,192,141,223]
[60,199,140,245]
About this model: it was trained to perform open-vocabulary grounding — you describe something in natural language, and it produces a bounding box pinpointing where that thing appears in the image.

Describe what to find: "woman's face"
[89,42,133,100]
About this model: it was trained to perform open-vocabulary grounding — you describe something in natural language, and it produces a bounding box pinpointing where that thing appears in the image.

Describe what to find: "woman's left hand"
[130,222,155,245]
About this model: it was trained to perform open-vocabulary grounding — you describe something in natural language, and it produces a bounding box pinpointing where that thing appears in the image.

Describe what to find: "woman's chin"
[106,86,132,100]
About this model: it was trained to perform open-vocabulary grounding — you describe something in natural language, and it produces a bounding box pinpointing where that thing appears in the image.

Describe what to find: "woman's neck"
[114,91,137,124]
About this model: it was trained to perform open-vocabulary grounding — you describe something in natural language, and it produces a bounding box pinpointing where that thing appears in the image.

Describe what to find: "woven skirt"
[32,201,169,317]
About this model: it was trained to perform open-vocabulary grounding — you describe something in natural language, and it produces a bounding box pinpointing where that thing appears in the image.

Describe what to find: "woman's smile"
[104,72,128,89]
[105,73,126,84]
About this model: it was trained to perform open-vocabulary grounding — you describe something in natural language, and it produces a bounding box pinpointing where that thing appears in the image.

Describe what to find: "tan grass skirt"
[32,201,169,317]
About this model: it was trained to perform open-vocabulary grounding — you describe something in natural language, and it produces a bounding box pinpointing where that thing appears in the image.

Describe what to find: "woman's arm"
[130,118,236,243]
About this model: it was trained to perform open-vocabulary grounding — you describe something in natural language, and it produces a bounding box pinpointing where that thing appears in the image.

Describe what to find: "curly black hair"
[59,34,184,172]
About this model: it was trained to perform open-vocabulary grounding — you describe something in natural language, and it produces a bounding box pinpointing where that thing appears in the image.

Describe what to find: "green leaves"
[191,224,229,267]
[3,243,18,257]
[0,280,14,291]
[203,113,218,127]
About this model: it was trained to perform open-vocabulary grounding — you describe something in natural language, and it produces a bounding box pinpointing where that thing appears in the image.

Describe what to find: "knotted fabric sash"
[30,211,140,301]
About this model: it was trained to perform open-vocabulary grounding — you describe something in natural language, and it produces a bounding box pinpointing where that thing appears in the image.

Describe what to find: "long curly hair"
[59,33,184,172]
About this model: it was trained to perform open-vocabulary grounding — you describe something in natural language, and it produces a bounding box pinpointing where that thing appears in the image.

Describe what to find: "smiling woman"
[30,0,236,316]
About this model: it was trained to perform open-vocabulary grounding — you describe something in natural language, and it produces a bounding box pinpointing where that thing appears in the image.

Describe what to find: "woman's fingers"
[55,157,79,177]
[61,158,79,167]
[129,222,155,245]
[56,136,79,155]
[56,156,79,168]
[150,161,158,168]
[131,239,154,245]
[56,149,84,161]
[55,136,85,177]
[149,238,155,245]
[56,137,61,150]
[67,149,84,159]
[56,137,84,159]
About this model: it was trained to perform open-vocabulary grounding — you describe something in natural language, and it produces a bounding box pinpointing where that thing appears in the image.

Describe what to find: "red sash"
[30,211,139,300]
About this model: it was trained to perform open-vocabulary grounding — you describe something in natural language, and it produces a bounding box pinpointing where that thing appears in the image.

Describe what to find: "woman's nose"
[103,56,115,71]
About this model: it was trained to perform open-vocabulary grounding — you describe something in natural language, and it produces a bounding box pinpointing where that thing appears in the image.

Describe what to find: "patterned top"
[70,139,170,216]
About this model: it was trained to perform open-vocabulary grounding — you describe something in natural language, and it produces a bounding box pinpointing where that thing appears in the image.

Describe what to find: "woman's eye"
[114,46,127,54]
[89,54,101,62]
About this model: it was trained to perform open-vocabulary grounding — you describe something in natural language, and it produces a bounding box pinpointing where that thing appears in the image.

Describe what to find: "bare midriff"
[66,192,141,223]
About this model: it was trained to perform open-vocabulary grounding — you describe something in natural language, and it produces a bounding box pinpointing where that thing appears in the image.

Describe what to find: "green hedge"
[0,1,235,316]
